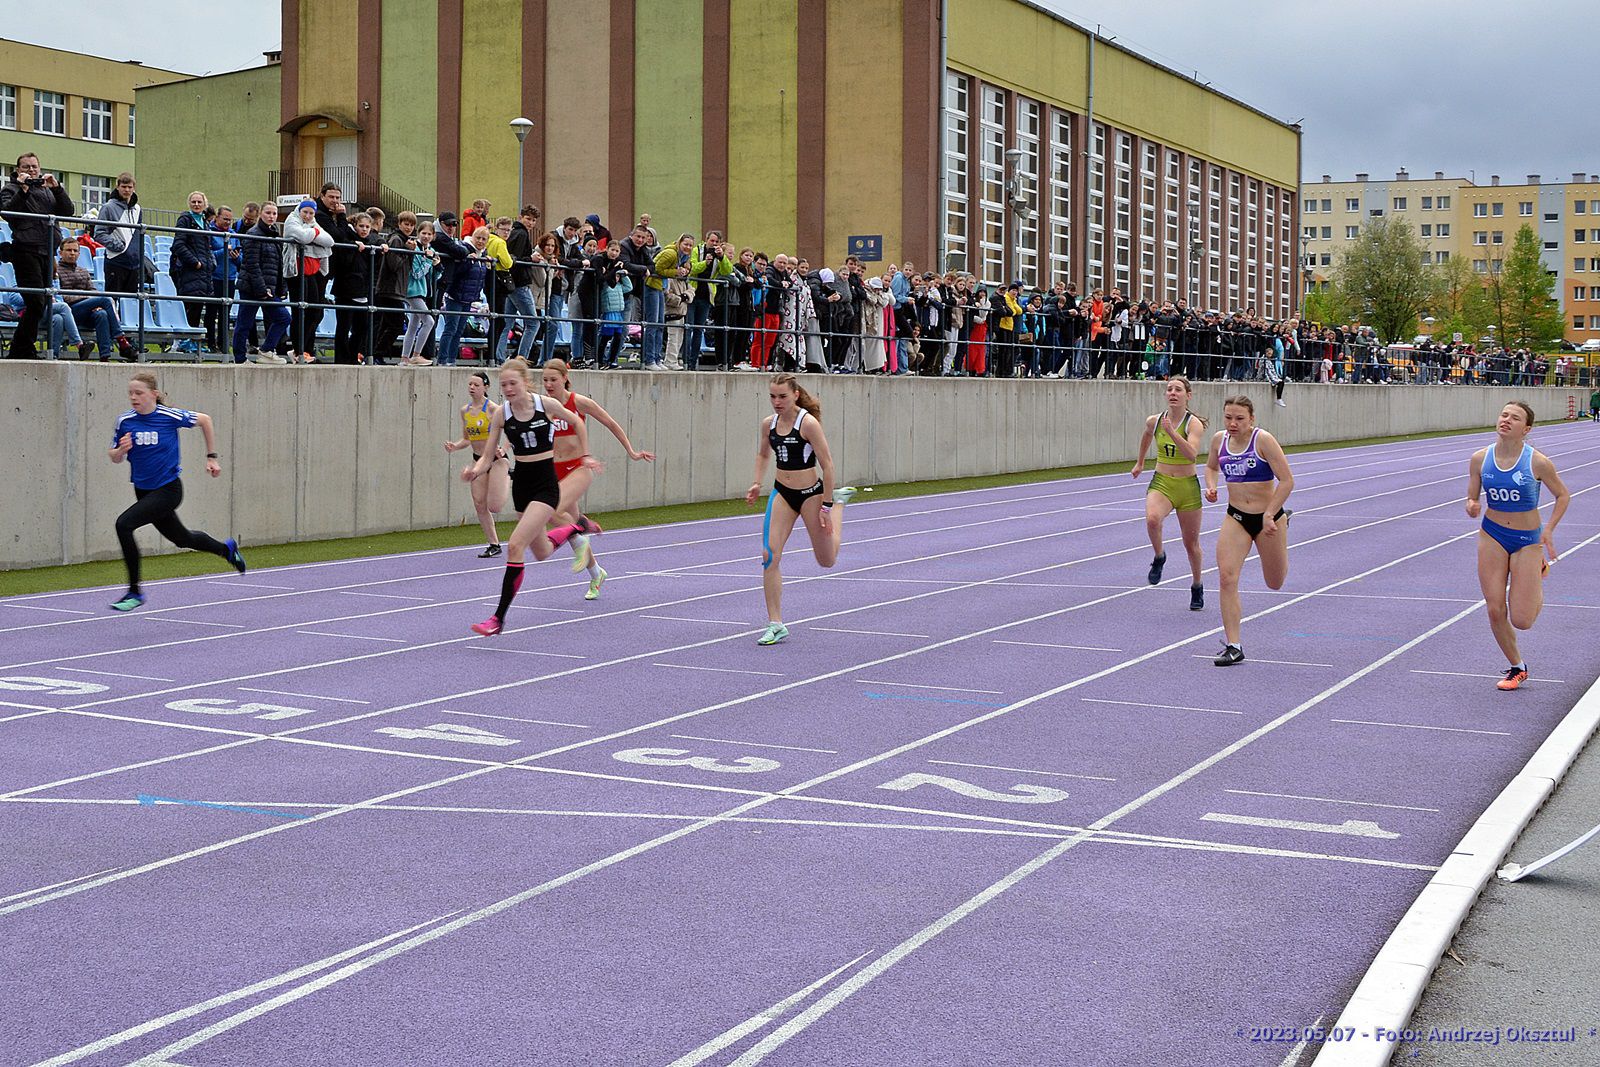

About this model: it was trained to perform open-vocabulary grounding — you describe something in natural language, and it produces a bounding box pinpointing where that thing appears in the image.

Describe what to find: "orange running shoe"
[1497,665,1529,691]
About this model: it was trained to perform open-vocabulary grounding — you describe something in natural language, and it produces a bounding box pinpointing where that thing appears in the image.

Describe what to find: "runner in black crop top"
[768,409,816,471]
[503,395,556,457]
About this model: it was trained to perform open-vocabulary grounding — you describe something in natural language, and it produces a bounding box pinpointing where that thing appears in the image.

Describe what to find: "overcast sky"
[8,1,1596,186]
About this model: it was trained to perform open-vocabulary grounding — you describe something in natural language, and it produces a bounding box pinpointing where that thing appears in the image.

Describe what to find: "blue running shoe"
[111,592,146,612]
[225,538,247,574]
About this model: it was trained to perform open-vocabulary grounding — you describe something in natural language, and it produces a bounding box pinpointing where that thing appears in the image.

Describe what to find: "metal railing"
[267,166,425,221]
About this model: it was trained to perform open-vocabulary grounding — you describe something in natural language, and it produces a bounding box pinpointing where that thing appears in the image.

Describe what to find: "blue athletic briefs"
[113,405,196,490]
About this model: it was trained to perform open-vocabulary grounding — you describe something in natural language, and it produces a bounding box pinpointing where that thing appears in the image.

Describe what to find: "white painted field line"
[58,667,177,682]
[0,700,56,713]
[1279,1014,1325,1067]
[522,605,587,614]
[1410,668,1568,683]
[1331,719,1513,737]
[995,639,1124,651]
[343,591,436,602]
[671,735,838,754]
[144,617,247,629]
[1189,654,1334,668]
[812,627,931,638]
[237,688,371,706]
[294,631,407,643]
[225,582,296,590]
[653,663,786,678]
[0,866,122,905]
[0,709,57,724]
[468,647,589,659]
[857,680,1005,695]
[1225,789,1441,814]
[928,759,1116,782]
[642,615,751,626]
[0,739,259,800]
[1,604,95,615]
[436,710,590,729]
[1083,697,1242,716]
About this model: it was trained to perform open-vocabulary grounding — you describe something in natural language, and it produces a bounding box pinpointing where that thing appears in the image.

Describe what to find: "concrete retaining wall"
[2,363,1582,570]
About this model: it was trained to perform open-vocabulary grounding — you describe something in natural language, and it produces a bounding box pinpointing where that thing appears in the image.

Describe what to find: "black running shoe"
[478,543,503,558]
[1213,644,1244,667]
[1147,553,1167,585]
[1189,584,1204,611]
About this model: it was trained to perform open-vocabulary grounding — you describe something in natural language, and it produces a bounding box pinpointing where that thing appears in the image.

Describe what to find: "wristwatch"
[206,452,219,458]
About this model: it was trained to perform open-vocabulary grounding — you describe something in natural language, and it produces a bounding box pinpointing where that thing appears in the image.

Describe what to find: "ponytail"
[769,372,821,420]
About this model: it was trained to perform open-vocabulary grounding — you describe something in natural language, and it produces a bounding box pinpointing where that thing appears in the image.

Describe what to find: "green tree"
[1493,224,1566,349]
[1301,282,1355,328]
[1332,217,1432,343]
[1427,254,1494,345]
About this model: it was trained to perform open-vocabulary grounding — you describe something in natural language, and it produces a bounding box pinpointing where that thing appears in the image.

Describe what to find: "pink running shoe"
[470,616,503,636]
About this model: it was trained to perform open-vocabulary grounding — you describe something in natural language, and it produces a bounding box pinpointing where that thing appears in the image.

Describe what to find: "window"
[1422,196,1433,210]
[1320,198,1331,212]
[1519,201,1532,216]
[1346,225,1360,239]
[1345,197,1359,212]
[1437,224,1450,237]
[1491,260,1503,273]
[1577,286,1587,302]
[1592,230,1600,242]
[1435,250,1450,263]
[1474,260,1488,273]
[1420,252,1431,266]
[1305,200,1317,213]
[1303,224,1316,240]
[1048,109,1073,286]
[1492,231,1503,245]
[1014,97,1041,287]
[1578,229,1588,243]
[1592,287,1600,300]
[1592,257,1600,271]
[1437,196,1450,209]
[1544,241,1559,250]
[1421,224,1432,237]
[1593,201,1600,213]
[1393,197,1407,210]
[1369,208,1385,217]
[1578,316,1588,330]
[81,175,111,212]
[1491,202,1503,216]
[1320,253,1331,266]
[1592,315,1600,329]
[1578,201,1589,214]
[0,85,14,130]
[81,98,112,142]
[127,105,135,146]
[977,85,1006,285]
[1474,231,1488,245]
[1321,226,1331,239]
[1577,258,1588,272]
[941,72,969,274]
[1545,213,1560,223]
[1474,203,1488,217]
[32,89,64,135]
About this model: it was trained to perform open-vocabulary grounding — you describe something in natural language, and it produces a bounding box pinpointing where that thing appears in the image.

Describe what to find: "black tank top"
[769,410,815,471]
[503,395,555,457]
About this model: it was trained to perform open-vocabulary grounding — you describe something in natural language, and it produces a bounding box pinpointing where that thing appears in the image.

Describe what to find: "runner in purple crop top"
[1203,395,1295,667]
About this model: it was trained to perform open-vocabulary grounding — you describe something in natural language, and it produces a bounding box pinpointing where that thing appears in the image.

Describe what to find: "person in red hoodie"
[460,199,491,238]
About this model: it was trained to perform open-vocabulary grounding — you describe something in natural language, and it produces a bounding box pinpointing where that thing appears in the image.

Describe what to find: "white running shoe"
[252,352,288,365]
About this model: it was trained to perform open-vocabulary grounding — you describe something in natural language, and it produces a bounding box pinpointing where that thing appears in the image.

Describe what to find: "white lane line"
[812,627,931,639]
[0,866,122,905]
[642,615,751,626]
[525,606,587,614]
[0,739,259,800]
[928,759,1116,782]
[671,735,839,754]
[1411,668,1568,683]
[436,710,590,729]
[1,699,63,713]
[653,663,786,678]
[1278,1014,1325,1067]
[1,604,95,615]
[667,953,874,1067]
[294,631,407,643]
[470,646,589,660]
[1201,813,1401,840]
[857,680,1004,695]
[1082,697,1242,716]
[225,582,296,590]
[344,591,437,602]
[146,618,248,629]
[236,688,372,706]
[1331,719,1513,737]
[1189,654,1335,667]
[0,709,57,723]
[994,639,1124,652]
[1225,789,1441,814]
[58,667,177,682]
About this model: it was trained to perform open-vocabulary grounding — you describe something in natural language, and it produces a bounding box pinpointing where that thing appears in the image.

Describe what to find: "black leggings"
[115,479,229,592]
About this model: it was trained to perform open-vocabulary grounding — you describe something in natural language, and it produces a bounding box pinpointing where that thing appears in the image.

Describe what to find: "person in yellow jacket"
[992,281,1023,378]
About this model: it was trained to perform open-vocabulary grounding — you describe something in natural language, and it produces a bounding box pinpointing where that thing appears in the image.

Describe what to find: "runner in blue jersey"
[1466,401,1571,690]
[107,371,245,611]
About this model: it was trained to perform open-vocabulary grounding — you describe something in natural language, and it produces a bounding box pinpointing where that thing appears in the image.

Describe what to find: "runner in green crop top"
[1130,375,1208,610]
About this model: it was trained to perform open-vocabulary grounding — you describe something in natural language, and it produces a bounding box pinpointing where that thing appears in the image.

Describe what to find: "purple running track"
[4,422,1600,1066]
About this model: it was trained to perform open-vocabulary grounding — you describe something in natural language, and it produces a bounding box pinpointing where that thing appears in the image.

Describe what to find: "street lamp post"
[509,117,534,209]
[1004,147,1025,285]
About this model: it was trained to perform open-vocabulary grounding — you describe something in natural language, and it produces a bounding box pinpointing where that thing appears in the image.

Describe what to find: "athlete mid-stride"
[1466,401,1571,690]
[1131,375,1208,610]
[745,373,856,646]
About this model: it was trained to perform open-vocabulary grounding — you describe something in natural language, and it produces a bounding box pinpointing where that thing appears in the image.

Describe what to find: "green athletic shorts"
[1149,471,1202,512]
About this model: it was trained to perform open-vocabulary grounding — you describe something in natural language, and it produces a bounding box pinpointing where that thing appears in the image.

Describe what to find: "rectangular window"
[1577,286,1587,302]
[1346,225,1360,239]
[1474,203,1487,217]
[1014,97,1041,287]
[1422,196,1433,210]
[1435,250,1450,263]
[1592,315,1600,329]
[1421,224,1432,237]
[1321,226,1331,239]
[1490,259,1502,273]
[1544,241,1558,251]
[1320,253,1331,266]
[1593,201,1600,213]
[1578,201,1589,214]
[1474,260,1487,273]
[1492,231,1503,245]
[0,85,15,130]
[1592,257,1600,271]
[1393,196,1407,210]
[1345,197,1359,211]
[127,104,135,146]
[978,85,1006,286]
[32,89,64,135]
[1491,202,1503,216]
[1047,108,1072,286]
[82,98,112,142]
[1369,208,1385,217]
[1592,287,1600,300]
[1592,230,1600,242]
[1577,258,1588,272]
[1576,229,1588,243]
[1437,223,1450,237]
[1305,200,1317,213]
[1579,316,1588,330]
[1545,213,1560,223]
[1437,195,1450,209]
[81,174,112,212]
[941,72,970,274]
[1320,198,1331,212]
[1519,201,1533,216]
[1475,231,1488,245]
[1303,225,1316,240]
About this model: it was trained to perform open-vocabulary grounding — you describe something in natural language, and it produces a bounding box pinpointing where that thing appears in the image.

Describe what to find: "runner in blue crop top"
[1466,401,1571,691]
[1203,395,1295,667]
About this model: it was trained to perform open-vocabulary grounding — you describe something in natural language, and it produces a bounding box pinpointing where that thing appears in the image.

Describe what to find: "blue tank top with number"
[1480,443,1540,512]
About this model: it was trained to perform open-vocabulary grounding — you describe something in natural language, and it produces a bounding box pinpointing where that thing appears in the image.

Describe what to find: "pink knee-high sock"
[547,523,581,548]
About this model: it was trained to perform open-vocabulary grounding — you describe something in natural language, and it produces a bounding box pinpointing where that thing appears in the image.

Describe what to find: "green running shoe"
[757,622,789,646]
[110,592,145,612]
[585,566,608,601]
[832,486,858,506]
[569,533,592,573]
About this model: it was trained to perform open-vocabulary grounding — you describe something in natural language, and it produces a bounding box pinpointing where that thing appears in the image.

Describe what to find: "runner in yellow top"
[1130,375,1208,610]
[444,370,510,557]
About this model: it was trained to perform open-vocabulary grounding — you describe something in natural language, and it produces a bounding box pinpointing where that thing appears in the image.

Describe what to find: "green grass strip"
[0,422,1492,598]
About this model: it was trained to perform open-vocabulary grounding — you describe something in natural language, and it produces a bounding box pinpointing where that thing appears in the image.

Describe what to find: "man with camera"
[1,153,75,359]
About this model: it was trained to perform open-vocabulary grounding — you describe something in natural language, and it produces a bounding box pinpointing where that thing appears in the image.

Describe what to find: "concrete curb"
[1312,672,1600,1066]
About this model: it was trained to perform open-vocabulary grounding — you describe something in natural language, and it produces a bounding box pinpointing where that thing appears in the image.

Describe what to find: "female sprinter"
[744,373,857,646]
[1130,375,1208,610]
[108,371,246,611]
[542,358,656,599]
[444,370,511,557]
[463,358,600,636]
[1203,395,1294,666]
[1465,401,1571,690]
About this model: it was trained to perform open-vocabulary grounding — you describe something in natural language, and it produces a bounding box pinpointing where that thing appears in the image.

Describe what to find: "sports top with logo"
[1219,427,1274,484]
[112,405,197,489]
[551,393,587,440]
[1480,443,1540,512]
[503,395,556,457]
[1153,412,1196,470]
[768,410,816,471]
[463,400,492,445]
